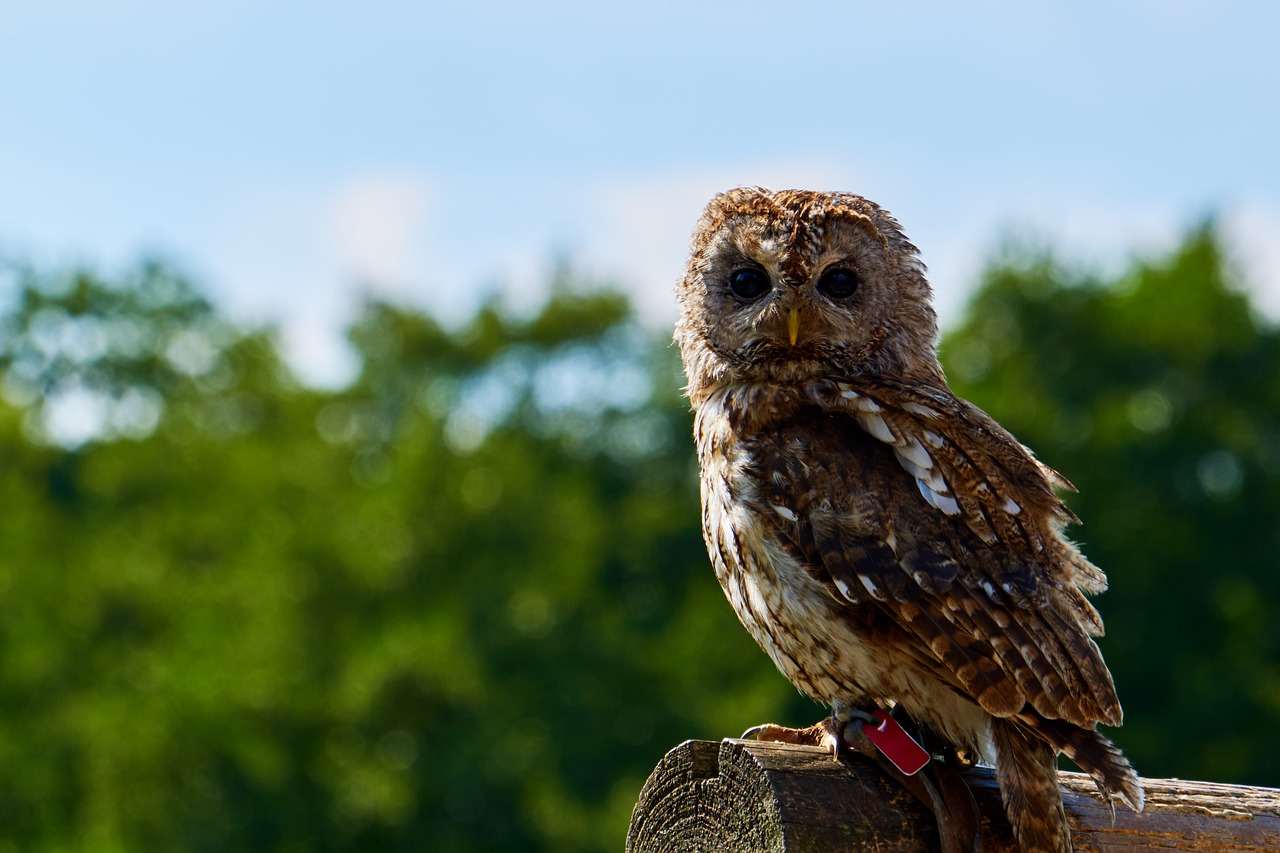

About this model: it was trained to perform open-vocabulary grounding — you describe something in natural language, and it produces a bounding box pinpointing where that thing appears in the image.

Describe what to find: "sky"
[2,0,1278,385]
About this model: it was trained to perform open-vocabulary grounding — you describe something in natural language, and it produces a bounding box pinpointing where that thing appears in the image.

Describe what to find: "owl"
[674,188,1144,853]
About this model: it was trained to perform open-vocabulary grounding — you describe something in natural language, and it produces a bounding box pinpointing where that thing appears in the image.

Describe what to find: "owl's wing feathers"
[808,377,1109,600]
[765,379,1122,729]
[803,509,1117,728]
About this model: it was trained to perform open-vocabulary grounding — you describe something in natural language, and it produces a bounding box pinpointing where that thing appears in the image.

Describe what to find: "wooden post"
[627,739,1280,852]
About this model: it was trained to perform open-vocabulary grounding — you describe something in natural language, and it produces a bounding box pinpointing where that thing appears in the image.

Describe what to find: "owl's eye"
[728,268,771,301]
[817,267,859,300]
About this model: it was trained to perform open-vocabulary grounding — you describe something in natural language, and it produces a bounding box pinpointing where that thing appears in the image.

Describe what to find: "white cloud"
[1223,201,1280,320]
[279,312,362,389]
[330,174,433,296]
[201,171,437,386]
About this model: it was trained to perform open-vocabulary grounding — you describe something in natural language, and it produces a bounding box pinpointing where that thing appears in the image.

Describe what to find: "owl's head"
[675,187,943,400]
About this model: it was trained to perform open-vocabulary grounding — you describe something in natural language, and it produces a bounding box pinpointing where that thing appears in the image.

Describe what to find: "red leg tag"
[863,709,931,776]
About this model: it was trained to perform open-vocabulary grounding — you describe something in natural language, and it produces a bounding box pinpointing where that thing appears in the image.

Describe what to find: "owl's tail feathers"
[992,718,1073,853]
[1029,714,1146,814]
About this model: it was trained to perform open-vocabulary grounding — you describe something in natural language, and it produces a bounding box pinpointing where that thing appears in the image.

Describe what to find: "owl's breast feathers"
[695,375,1123,731]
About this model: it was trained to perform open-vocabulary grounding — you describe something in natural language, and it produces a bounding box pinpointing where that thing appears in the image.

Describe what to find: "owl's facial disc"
[677,188,945,396]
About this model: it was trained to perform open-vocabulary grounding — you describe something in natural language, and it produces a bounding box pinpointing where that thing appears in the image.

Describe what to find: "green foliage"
[0,226,1276,850]
[0,263,796,852]
[943,226,1280,785]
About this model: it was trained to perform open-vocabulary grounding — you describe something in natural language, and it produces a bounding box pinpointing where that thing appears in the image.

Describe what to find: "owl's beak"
[787,307,801,346]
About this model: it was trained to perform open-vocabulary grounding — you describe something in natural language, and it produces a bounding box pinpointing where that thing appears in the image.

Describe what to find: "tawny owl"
[675,187,1144,853]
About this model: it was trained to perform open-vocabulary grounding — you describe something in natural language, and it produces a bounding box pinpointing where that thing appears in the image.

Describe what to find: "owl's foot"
[741,719,845,757]
[743,711,912,759]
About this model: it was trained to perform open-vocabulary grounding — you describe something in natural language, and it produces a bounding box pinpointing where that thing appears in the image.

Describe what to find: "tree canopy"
[0,228,1276,850]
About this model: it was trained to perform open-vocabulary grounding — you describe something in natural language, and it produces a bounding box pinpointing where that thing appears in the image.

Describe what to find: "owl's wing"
[771,378,1121,728]
[808,377,1104,585]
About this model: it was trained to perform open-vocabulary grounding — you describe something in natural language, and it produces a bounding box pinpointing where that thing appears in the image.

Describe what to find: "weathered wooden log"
[627,738,1280,852]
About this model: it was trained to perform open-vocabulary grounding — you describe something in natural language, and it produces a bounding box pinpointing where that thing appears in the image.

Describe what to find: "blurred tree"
[0,261,790,852]
[942,225,1280,785]
[0,226,1275,852]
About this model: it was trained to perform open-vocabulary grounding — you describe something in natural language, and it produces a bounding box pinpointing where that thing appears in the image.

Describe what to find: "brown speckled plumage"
[675,187,1143,853]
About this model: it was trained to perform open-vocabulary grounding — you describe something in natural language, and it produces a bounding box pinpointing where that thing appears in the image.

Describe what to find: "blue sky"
[3,1,1277,384]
